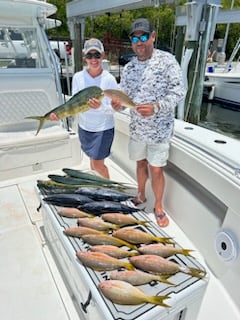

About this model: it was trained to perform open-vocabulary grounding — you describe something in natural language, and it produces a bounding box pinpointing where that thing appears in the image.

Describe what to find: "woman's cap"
[83,38,104,54]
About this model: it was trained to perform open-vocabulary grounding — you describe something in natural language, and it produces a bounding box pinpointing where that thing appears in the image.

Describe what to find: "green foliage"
[47,0,240,60]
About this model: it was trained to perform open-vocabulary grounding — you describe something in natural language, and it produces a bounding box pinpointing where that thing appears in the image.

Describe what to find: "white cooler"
[40,195,208,320]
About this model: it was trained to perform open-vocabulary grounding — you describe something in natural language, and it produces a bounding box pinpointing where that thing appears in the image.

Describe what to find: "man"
[119,18,186,227]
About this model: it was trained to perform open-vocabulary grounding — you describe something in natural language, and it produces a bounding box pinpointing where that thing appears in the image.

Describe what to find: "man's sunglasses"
[130,33,150,44]
[85,52,102,59]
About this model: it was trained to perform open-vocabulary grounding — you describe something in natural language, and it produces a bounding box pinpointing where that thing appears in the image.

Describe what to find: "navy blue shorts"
[78,127,114,160]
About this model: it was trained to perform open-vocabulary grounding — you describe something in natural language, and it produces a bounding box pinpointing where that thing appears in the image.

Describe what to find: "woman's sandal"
[154,211,169,227]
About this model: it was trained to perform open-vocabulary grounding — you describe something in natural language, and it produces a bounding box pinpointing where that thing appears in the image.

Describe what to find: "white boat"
[204,38,240,106]
[204,66,240,106]
[1,1,240,320]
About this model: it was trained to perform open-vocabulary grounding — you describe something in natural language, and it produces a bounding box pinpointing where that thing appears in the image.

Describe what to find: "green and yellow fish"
[25,86,103,135]
[26,87,135,135]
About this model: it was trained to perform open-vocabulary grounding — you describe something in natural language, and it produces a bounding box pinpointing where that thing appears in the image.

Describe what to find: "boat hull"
[205,71,240,106]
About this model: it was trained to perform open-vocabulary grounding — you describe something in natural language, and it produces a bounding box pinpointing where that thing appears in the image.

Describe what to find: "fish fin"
[147,295,171,307]
[188,267,206,279]
[24,116,46,136]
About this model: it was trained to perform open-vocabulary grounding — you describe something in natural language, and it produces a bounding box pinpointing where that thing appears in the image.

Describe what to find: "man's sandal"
[154,211,169,227]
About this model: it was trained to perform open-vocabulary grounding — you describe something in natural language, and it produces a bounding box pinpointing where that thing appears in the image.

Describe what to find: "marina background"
[200,100,240,140]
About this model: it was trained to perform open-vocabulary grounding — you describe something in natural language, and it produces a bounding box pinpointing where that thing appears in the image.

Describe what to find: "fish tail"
[24,116,46,136]
[188,267,206,279]
[157,275,175,286]
[112,225,121,230]
[157,237,175,244]
[130,251,140,257]
[147,295,171,307]
[180,249,194,256]
[139,220,150,226]
[125,262,135,270]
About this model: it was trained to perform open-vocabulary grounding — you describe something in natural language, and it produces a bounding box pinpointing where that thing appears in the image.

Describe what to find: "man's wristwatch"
[153,103,159,114]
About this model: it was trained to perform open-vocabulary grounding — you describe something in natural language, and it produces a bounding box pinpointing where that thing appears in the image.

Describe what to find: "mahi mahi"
[25,86,103,135]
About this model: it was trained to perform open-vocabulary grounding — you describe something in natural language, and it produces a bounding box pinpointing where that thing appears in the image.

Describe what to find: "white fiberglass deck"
[0,153,239,320]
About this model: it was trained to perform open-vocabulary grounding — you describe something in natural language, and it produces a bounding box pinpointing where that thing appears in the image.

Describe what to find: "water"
[199,100,240,140]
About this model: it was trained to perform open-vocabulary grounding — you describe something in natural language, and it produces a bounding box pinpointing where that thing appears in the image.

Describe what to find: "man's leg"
[150,165,169,227]
[135,159,148,203]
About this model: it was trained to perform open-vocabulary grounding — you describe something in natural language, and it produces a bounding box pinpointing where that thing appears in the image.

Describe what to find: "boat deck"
[0,155,239,320]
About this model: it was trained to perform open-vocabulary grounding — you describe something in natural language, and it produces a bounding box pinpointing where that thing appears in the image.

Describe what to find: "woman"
[51,38,119,179]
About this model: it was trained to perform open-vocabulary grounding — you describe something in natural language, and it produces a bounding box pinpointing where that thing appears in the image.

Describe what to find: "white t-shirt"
[71,69,119,132]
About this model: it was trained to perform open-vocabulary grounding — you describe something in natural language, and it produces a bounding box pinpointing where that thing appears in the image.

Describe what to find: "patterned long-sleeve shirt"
[120,49,186,143]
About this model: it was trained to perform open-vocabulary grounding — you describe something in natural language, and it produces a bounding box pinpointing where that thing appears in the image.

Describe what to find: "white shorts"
[128,139,170,167]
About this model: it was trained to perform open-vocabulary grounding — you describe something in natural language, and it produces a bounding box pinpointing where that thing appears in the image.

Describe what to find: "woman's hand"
[88,98,101,109]
[49,113,59,121]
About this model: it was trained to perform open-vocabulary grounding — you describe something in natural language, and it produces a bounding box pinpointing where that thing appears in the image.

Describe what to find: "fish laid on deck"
[101,213,150,226]
[98,280,170,306]
[89,245,139,259]
[48,174,128,191]
[63,168,128,188]
[64,226,105,238]
[25,86,103,135]
[77,201,141,215]
[57,207,94,218]
[43,193,92,207]
[138,243,193,258]
[76,251,135,271]
[75,187,134,202]
[130,255,206,278]
[110,270,173,286]
[112,228,174,245]
[81,234,137,250]
[77,217,119,231]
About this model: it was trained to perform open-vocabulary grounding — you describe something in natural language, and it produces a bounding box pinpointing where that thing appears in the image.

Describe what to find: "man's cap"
[129,18,153,36]
[83,38,104,54]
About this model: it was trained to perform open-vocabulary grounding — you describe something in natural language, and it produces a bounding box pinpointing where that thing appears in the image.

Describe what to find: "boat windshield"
[0,27,47,69]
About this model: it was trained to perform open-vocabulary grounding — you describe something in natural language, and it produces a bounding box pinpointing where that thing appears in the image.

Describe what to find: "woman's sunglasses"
[130,33,150,44]
[85,52,102,59]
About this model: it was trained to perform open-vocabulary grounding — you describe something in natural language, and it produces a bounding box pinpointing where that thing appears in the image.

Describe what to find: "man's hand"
[111,97,123,111]
[136,104,156,117]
